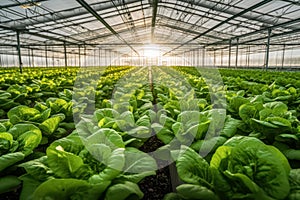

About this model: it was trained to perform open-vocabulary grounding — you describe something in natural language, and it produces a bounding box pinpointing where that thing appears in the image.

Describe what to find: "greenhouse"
[0,0,300,199]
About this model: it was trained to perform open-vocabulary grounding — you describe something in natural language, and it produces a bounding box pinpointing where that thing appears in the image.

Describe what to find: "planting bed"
[0,66,299,200]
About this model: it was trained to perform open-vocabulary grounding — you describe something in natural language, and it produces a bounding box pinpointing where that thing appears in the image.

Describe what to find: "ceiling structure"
[0,0,300,61]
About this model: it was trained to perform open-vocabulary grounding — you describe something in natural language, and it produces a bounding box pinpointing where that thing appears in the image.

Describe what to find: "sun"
[143,45,160,58]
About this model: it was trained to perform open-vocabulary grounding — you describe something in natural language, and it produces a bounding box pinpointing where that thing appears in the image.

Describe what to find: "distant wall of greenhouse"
[0,45,299,70]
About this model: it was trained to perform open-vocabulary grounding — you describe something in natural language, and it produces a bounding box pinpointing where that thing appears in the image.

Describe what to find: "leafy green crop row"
[163,67,300,200]
[0,66,299,200]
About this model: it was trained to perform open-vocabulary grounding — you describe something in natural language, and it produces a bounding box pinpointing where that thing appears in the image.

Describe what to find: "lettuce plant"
[19,129,157,200]
[165,136,293,200]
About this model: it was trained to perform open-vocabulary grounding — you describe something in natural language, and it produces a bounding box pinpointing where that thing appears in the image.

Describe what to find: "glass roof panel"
[0,0,299,57]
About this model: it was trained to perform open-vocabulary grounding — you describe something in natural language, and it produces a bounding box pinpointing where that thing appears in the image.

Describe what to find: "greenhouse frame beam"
[0,0,47,9]
[33,4,151,35]
[45,44,48,67]
[80,17,152,43]
[0,45,80,56]
[159,3,259,33]
[2,0,140,27]
[80,15,225,44]
[64,42,67,67]
[16,30,22,73]
[206,17,300,47]
[265,28,272,70]
[151,0,159,42]
[162,24,223,41]
[281,44,286,69]
[0,25,78,45]
[163,0,273,56]
[31,49,34,67]
[0,50,62,60]
[173,39,300,57]
[235,38,239,69]
[78,45,81,68]
[27,32,78,45]
[228,40,231,68]
[8,42,300,48]
[284,0,300,6]
[223,28,300,48]
[158,15,235,38]
[1,43,202,47]
[190,0,296,29]
[76,0,140,56]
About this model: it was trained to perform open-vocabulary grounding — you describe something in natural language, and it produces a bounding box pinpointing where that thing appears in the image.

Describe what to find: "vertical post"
[110,51,112,66]
[104,50,107,66]
[198,51,200,67]
[64,41,67,67]
[247,46,250,68]
[84,44,87,67]
[221,50,223,67]
[28,48,31,67]
[202,47,205,67]
[281,44,285,70]
[45,44,48,67]
[193,50,196,66]
[213,49,216,67]
[52,47,55,67]
[228,39,232,68]
[190,51,192,66]
[93,49,96,67]
[235,38,239,69]
[265,28,271,70]
[0,52,2,67]
[78,45,81,67]
[74,51,76,67]
[31,49,34,67]
[16,31,22,73]
[191,51,193,66]
[98,48,101,67]
[6,53,8,67]
[246,46,250,68]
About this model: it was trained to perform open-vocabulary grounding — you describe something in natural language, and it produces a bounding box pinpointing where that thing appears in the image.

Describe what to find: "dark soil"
[0,187,21,200]
[138,136,173,200]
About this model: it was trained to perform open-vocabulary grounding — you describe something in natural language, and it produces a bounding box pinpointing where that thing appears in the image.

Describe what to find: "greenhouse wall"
[0,46,300,69]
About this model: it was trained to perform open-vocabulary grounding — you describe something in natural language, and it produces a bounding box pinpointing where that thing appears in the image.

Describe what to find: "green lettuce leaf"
[104,181,143,200]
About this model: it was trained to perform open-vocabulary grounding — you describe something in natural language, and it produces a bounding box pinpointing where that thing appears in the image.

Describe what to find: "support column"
[52,48,55,67]
[98,48,101,67]
[16,31,22,73]
[78,45,81,67]
[265,28,271,70]
[45,44,48,67]
[247,46,250,68]
[281,44,285,70]
[31,49,34,67]
[84,44,87,67]
[64,41,67,67]
[213,49,216,67]
[202,47,205,67]
[104,50,107,66]
[235,38,239,69]
[110,51,113,66]
[93,49,96,67]
[28,48,31,67]
[228,39,232,68]
[193,50,196,66]
[221,50,223,67]
[0,52,2,67]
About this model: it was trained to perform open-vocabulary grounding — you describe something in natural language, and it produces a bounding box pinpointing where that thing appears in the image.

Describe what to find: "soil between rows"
[138,136,173,200]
